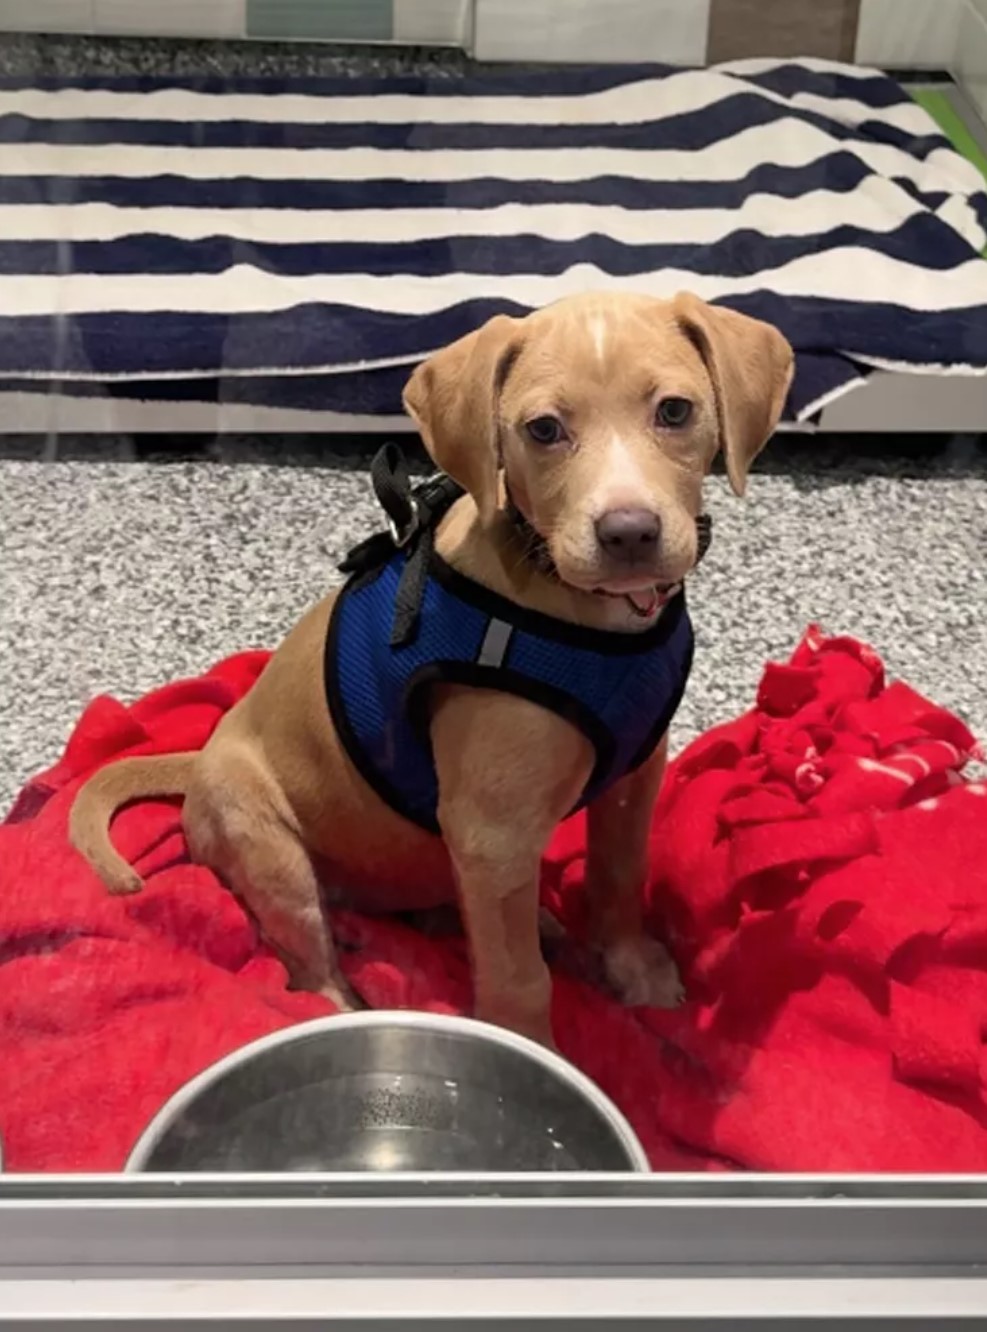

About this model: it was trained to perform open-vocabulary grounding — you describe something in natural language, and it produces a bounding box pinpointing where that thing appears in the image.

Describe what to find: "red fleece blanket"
[2,628,985,1173]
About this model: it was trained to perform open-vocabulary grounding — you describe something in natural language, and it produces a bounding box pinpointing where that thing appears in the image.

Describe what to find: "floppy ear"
[403,314,521,525]
[673,292,794,497]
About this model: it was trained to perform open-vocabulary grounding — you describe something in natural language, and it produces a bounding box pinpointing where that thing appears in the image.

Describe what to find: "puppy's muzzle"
[595,507,661,568]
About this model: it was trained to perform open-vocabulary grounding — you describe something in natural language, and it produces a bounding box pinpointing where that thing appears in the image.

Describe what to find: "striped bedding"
[1,58,986,434]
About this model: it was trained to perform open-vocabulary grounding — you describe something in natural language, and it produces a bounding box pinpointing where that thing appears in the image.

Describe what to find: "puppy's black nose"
[595,508,661,563]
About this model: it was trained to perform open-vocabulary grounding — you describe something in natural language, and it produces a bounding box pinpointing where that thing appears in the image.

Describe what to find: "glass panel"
[0,0,984,1228]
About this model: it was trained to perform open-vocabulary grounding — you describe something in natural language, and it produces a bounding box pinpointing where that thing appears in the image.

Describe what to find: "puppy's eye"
[526,415,565,446]
[656,397,693,428]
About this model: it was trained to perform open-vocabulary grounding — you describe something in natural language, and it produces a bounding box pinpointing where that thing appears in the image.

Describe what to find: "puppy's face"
[496,297,719,602]
[404,292,794,605]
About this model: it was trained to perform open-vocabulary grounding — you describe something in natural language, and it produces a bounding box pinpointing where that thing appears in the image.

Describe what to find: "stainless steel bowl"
[127,1011,648,1173]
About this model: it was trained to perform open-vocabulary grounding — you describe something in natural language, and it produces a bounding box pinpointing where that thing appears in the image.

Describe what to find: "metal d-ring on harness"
[340,441,713,650]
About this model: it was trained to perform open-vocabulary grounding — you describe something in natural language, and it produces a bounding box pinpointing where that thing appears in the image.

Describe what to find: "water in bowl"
[179,1069,581,1172]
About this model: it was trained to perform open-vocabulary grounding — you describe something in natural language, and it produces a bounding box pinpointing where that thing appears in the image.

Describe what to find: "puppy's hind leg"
[184,759,358,1013]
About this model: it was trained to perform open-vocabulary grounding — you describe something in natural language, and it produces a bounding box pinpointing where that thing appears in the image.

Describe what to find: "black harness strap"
[339,442,463,649]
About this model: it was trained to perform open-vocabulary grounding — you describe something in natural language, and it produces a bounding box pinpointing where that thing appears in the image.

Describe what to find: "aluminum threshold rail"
[2,1276,987,1327]
[0,1175,985,1326]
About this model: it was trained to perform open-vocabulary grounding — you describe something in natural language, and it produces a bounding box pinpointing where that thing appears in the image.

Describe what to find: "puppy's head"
[404,292,793,601]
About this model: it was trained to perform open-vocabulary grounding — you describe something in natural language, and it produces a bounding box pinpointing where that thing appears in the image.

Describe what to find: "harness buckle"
[388,499,421,549]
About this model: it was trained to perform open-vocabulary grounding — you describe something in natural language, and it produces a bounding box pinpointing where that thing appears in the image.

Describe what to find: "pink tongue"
[627,588,660,617]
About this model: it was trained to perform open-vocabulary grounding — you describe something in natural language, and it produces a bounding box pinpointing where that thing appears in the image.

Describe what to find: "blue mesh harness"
[325,445,701,835]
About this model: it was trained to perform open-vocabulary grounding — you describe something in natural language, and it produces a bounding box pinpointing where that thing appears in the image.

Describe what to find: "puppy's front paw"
[319,974,363,1014]
[603,936,684,1009]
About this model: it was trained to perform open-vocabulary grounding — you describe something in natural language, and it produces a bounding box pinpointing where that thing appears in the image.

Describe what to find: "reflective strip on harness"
[477,618,514,668]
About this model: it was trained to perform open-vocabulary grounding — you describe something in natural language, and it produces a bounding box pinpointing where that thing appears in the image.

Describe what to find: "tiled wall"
[707,0,861,63]
[474,0,965,67]
[855,0,963,68]
[246,0,393,43]
[0,0,968,69]
[956,0,987,121]
[0,0,471,44]
[473,0,710,65]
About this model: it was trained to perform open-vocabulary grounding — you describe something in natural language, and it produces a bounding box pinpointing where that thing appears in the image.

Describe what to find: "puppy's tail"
[69,752,195,896]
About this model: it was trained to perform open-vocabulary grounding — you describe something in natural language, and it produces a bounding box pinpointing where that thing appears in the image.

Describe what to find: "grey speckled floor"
[2,436,985,815]
[0,31,478,80]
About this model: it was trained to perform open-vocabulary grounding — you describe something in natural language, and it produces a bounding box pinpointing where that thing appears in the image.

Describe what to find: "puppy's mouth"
[593,581,682,619]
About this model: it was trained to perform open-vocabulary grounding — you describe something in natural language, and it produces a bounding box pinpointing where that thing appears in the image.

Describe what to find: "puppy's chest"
[324,549,695,835]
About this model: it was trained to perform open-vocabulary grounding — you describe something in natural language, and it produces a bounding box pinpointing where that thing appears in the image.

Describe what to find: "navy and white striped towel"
[1,57,986,430]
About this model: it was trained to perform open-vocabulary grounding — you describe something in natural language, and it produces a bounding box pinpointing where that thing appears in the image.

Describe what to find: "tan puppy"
[70,292,793,1047]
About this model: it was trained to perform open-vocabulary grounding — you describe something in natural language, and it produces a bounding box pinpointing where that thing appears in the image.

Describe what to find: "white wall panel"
[473,0,710,65]
[855,0,961,68]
